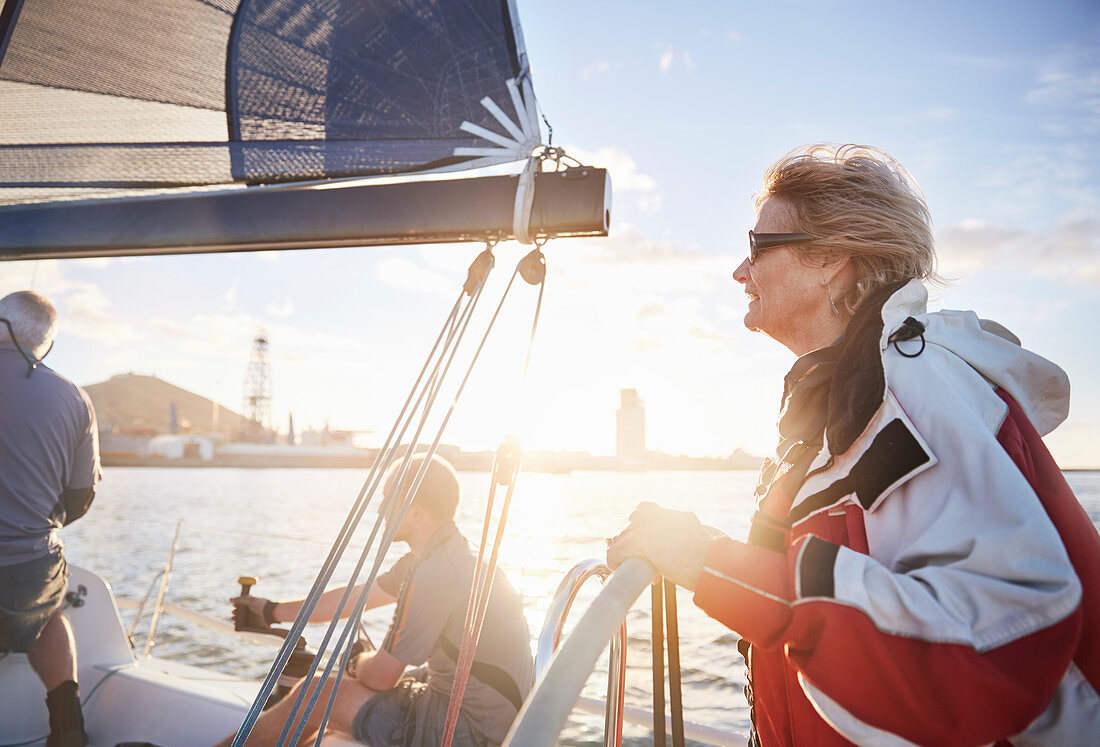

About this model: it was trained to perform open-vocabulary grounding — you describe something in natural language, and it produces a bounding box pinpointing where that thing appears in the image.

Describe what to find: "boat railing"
[512,557,747,747]
[534,559,627,746]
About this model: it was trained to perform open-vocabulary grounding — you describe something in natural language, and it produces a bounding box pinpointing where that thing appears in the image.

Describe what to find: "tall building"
[616,388,646,460]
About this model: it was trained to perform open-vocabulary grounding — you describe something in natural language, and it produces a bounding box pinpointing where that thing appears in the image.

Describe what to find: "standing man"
[222,454,533,746]
[0,290,100,747]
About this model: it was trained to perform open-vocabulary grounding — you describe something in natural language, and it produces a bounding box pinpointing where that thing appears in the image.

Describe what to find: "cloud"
[563,145,657,193]
[623,293,733,354]
[889,107,958,124]
[937,53,1021,71]
[1025,41,1100,131]
[139,311,370,368]
[580,60,615,79]
[60,282,144,344]
[416,243,484,276]
[224,279,239,305]
[1,259,370,371]
[975,142,1099,220]
[936,217,1100,285]
[727,30,744,42]
[525,224,741,365]
[659,49,675,74]
[374,256,454,296]
[265,297,295,317]
[549,224,734,298]
[0,260,141,345]
[655,45,694,75]
[635,193,663,214]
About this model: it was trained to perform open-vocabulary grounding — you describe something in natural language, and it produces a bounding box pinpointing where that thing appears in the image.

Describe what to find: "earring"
[826,284,840,316]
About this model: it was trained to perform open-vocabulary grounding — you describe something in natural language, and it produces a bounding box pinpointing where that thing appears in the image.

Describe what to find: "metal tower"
[241,332,272,441]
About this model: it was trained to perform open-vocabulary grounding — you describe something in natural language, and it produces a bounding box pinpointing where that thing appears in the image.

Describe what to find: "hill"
[84,373,256,436]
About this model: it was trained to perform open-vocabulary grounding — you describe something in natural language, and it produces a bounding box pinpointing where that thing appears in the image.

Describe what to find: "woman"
[607,144,1099,745]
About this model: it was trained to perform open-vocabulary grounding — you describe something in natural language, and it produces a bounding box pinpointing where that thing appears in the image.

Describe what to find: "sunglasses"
[748,231,814,264]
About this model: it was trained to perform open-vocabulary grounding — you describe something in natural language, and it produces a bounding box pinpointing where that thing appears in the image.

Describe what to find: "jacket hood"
[881,279,1070,436]
[824,279,1070,454]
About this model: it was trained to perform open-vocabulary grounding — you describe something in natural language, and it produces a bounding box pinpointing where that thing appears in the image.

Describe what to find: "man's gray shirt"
[377,523,534,744]
[0,346,100,566]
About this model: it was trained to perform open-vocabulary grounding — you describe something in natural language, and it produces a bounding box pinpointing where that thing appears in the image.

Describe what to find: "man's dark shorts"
[353,673,488,747]
[0,549,67,653]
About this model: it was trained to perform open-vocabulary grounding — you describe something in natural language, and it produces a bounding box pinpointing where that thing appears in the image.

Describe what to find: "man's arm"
[62,389,101,525]
[353,648,407,692]
[233,581,395,625]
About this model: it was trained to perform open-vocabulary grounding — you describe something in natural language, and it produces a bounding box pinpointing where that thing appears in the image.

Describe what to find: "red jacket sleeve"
[694,531,1083,746]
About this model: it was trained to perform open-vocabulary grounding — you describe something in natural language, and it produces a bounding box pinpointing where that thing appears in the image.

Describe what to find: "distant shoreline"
[100,454,765,472]
[100,455,1097,473]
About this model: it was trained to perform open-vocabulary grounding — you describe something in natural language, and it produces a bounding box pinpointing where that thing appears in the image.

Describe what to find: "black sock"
[45,680,87,747]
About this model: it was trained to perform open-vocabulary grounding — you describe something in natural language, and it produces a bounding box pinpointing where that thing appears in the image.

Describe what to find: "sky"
[2,0,1098,467]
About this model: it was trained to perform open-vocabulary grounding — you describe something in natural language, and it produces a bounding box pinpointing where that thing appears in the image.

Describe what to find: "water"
[62,468,1100,745]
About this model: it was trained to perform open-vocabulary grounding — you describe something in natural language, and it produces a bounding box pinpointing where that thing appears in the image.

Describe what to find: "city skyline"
[89,368,733,460]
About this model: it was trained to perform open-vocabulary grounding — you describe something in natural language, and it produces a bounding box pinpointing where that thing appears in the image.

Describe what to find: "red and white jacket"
[694,280,1100,746]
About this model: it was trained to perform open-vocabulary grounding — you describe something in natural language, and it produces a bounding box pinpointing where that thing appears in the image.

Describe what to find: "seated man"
[221,455,533,746]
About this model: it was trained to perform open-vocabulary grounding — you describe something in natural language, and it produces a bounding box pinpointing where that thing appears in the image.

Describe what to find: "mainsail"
[1,0,538,197]
[0,0,610,258]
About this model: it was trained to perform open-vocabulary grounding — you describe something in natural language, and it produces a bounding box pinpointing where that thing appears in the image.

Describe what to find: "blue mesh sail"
[0,0,540,203]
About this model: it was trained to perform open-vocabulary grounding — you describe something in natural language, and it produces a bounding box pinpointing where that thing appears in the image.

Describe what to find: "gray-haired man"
[0,290,100,747]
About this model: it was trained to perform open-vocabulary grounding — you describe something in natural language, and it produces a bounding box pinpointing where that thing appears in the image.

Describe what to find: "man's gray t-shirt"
[0,347,100,566]
[377,523,534,744]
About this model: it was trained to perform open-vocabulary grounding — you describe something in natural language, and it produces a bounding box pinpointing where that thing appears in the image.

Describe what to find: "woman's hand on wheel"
[606,501,719,591]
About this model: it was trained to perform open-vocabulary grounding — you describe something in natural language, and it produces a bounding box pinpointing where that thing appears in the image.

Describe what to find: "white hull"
[0,566,359,747]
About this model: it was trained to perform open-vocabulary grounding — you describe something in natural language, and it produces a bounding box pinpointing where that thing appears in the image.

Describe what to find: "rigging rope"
[441,244,548,747]
[231,238,551,746]
[233,247,494,746]
[299,246,550,746]
[270,293,471,743]
[291,250,509,746]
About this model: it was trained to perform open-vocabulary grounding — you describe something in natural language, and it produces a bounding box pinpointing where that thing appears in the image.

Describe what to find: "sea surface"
[63,468,1100,746]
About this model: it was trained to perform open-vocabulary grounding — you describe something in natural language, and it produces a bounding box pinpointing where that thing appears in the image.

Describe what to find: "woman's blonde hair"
[755,144,940,313]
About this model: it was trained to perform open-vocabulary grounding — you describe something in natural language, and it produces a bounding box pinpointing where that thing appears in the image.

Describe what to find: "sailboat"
[0,1,742,745]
